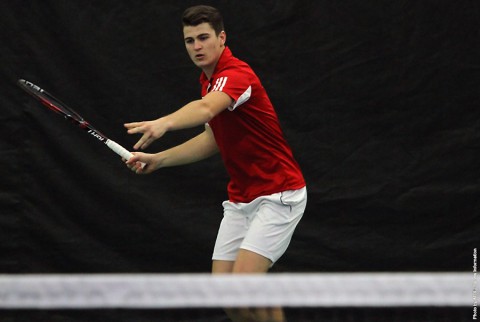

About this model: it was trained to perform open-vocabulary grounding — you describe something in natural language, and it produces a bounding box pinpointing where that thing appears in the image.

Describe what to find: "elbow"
[204,109,215,123]
[198,100,217,122]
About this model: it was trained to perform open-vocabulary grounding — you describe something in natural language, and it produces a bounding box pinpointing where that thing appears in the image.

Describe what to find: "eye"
[185,38,194,44]
[199,35,209,41]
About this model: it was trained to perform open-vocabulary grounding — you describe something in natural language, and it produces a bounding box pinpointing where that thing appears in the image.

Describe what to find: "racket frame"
[17,79,141,164]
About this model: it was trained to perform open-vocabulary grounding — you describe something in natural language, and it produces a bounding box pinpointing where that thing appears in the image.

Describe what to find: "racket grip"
[106,140,146,168]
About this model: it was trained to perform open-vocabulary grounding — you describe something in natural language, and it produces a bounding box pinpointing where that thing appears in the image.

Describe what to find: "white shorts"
[212,187,307,265]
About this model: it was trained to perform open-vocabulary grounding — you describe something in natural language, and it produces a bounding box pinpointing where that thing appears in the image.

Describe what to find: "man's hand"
[124,152,160,174]
[125,91,232,150]
[124,118,170,150]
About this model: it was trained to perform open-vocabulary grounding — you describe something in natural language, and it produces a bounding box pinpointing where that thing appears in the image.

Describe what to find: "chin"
[195,61,212,69]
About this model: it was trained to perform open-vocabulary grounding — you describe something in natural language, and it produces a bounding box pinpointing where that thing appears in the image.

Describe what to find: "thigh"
[212,201,249,262]
[233,248,272,273]
[241,188,307,265]
[212,260,235,273]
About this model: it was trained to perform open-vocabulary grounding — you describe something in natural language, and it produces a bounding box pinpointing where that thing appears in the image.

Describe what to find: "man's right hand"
[124,118,169,150]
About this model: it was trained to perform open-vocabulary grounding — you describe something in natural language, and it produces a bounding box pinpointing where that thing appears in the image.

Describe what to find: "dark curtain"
[1,0,478,275]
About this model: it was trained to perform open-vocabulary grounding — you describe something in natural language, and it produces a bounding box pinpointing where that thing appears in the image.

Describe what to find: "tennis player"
[125,5,306,322]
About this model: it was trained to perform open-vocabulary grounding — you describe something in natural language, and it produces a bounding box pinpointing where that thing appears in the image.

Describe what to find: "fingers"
[124,121,142,129]
[124,122,140,128]
[125,160,146,174]
[124,122,144,134]
[133,134,152,150]
[125,121,152,150]
[131,162,145,174]
[124,154,147,174]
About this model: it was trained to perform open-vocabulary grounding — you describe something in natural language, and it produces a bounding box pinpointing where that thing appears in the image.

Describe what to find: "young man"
[125,5,306,322]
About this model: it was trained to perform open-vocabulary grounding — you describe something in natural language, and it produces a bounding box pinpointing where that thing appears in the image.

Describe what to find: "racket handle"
[106,140,146,168]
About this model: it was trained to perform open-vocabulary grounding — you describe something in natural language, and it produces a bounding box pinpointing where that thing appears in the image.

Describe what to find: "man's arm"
[125,91,232,150]
[126,124,219,174]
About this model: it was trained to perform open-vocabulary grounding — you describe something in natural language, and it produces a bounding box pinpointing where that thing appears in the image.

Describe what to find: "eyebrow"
[184,33,211,41]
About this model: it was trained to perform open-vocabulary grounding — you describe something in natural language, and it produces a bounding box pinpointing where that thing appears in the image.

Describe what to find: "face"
[183,22,226,76]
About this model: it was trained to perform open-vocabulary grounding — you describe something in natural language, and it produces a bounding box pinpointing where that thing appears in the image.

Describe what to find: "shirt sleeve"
[210,69,253,111]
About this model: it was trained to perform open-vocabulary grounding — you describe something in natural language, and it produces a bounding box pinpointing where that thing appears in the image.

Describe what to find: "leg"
[212,251,286,322]
[233,249,286,322]
[212,259,235,274]
[212,259,256,322]
[212,188,306,321]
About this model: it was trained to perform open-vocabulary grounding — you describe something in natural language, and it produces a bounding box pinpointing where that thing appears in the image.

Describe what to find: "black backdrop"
[1,0,479,277]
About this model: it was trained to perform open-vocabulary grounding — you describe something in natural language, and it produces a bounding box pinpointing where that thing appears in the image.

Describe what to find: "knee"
[224,307,286,322]
[224,307,255,322]
[252,308,286,322]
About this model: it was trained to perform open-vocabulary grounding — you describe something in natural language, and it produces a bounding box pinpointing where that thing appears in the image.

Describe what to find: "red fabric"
[201,47,305,202]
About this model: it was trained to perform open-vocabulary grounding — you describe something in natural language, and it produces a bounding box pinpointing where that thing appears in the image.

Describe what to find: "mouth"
[195,54,205,60]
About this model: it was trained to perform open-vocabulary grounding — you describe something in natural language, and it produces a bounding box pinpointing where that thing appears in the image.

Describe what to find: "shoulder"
[221,60,252,75]
[217,49,254,76]
[216,61,259,90]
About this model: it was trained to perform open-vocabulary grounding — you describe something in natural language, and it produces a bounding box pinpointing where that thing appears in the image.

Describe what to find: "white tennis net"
[0,272,471,309]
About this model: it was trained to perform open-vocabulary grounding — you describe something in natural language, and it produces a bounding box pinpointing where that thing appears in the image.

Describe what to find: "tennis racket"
[18,79,142,166]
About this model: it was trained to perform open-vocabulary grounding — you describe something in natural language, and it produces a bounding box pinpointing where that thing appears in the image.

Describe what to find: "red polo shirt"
[201,47,305,202]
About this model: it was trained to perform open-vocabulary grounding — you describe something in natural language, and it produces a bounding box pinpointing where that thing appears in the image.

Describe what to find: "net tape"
[0,273,471,309]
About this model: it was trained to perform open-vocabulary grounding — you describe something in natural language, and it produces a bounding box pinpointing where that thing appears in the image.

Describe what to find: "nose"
[194,39,202,50]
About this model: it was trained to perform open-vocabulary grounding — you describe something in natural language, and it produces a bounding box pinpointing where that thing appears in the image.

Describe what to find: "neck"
[204,68,215,80]
[204,46,225,80]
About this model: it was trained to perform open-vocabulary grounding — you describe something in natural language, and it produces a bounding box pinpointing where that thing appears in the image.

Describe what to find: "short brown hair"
[182,5,225,35]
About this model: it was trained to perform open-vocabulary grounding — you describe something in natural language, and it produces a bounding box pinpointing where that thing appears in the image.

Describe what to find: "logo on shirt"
[212,77,228,92]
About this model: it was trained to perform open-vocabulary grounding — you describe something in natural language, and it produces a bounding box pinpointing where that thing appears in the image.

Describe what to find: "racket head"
[18,79,86,125]
[17,79,139,165]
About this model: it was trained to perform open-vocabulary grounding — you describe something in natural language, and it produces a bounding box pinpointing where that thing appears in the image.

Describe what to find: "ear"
[219,31,226,46]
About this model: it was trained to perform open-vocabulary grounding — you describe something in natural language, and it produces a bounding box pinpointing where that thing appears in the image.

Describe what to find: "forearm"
[162,91,233,132]
[161,99,216,132]
[156,129,219,168]
[126,91,232,151]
